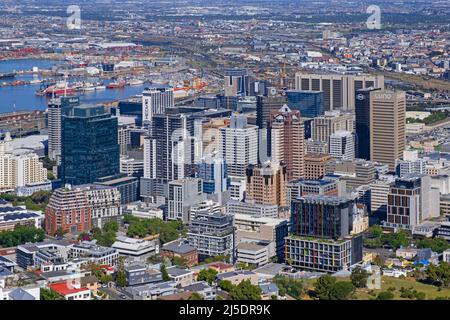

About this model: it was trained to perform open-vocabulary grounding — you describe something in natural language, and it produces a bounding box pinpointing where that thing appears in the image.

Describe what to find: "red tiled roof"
[49,282,89,296]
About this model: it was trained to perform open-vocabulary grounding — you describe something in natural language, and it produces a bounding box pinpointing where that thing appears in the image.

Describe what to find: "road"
[99,286,132,301]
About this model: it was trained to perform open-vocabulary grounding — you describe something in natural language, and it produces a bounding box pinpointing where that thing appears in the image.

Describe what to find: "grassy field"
[302,276,450,300]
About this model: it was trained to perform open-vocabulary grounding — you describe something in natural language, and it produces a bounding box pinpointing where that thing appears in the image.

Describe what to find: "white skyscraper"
[329,130,355,161]
[0,132,48,191]
[142,85,174,125]
[219,114,258,177]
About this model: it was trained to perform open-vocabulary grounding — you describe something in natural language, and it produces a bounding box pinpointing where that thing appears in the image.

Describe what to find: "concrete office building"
[329,131,355,161]
[270,105,305,180]
[224,68,248,97]
[370,90,406,171]
[326,159,377,191]
[234,214,289,262]
[219,114,258,177]
[142,85,174,125]
[246,162,287,207]
[167,178,206,223]
[304,153,332,180]
[295,72,384,111]
[311,111,354,143]
[226,200,279,218]
[370,177,395,217]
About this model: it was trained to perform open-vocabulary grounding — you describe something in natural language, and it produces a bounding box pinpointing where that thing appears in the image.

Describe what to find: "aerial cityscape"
[1,0,450,306]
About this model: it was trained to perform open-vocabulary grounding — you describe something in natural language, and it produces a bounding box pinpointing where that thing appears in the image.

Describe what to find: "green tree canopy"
[350,266,369,288]
[229,280,262,300]
[198,268,218,285]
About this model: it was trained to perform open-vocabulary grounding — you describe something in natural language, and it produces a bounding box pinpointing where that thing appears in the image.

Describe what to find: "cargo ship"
[106,80,126,89]
[0,72,15,79]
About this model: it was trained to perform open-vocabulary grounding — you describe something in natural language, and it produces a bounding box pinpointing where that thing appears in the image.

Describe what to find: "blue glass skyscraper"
[286,90,324,118]
[61,105,120,186]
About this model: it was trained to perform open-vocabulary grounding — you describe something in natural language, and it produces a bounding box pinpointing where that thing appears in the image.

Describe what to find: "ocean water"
[0,59,145,113]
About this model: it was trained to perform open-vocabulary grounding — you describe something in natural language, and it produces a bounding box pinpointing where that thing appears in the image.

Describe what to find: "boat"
[83,83,96,92]
[0,72,15,79]
[95,85,106,90]
[129,79,144,86]
[42,81,78,96]
[107,80,126,89]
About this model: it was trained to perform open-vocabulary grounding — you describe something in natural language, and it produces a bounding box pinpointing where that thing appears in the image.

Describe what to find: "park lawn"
[354,276,450,300]
[302,276,450,300]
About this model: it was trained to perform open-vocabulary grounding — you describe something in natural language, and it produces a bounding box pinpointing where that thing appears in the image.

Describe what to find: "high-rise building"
[326,158,377,191]
[329,130,354,161]
[370,90,406,171]
[226,199,279,218]
[285,90,324,118]
[143,112,196,194]
[311,111,354,143]
[167,178,206,223]
[142,85,174,125]
[219,114,258,177]
[246,162,288,207]
[78,184,122,229]
[355,87,381,160]
[304,153,332,180]
[305,139,328,155]
[0,132,48,191]
[47,96,80,163]
[196,155,230,204]
[396,150,426,177]
[287,178,339,207]
[270,105,305,181]
[295,72,384,111]
[224,68,248,97]
[61,105,120,186]
[370,176,395,217]
[384,174,440,231]
[285,195,363,272]
[256,93,287,129]
[45,186,91,235]
[187,212,235,263]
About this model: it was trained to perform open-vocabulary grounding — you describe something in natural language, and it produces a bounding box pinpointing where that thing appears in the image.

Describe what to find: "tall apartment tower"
[143,112,196,185]
[295,72,384,111]
[47,96,80,163]
[270,105,305,180]
[61,105,120,186]
[370,90,406,171]
[329,130,355,161]
[219,114,258,177]
[167,178,206,223]
[246,162,288,207]
[45,186,91,235]
[142,85,174,125]
[355,87,381,160]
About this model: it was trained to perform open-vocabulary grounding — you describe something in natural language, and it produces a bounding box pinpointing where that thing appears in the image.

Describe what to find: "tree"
[198,268,218,285]
[100,274,113,284]
[115,270,127,287]
[103,221,119,233]
[416,238,450,254]
[40,288,63,300]
[188,292,204,300]
[424,262,450,288]
[330,281,355,300]
[172,256,188,267]
[350,266,369,288]
[160,264,170,281]
[376,291,394,300]
[218,280,234,292]
[229,280,262,300]
[314,274,336,300]
[273,275,303,300]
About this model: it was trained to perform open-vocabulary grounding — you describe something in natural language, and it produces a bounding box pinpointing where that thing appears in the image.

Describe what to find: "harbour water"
[0,59,145,113]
